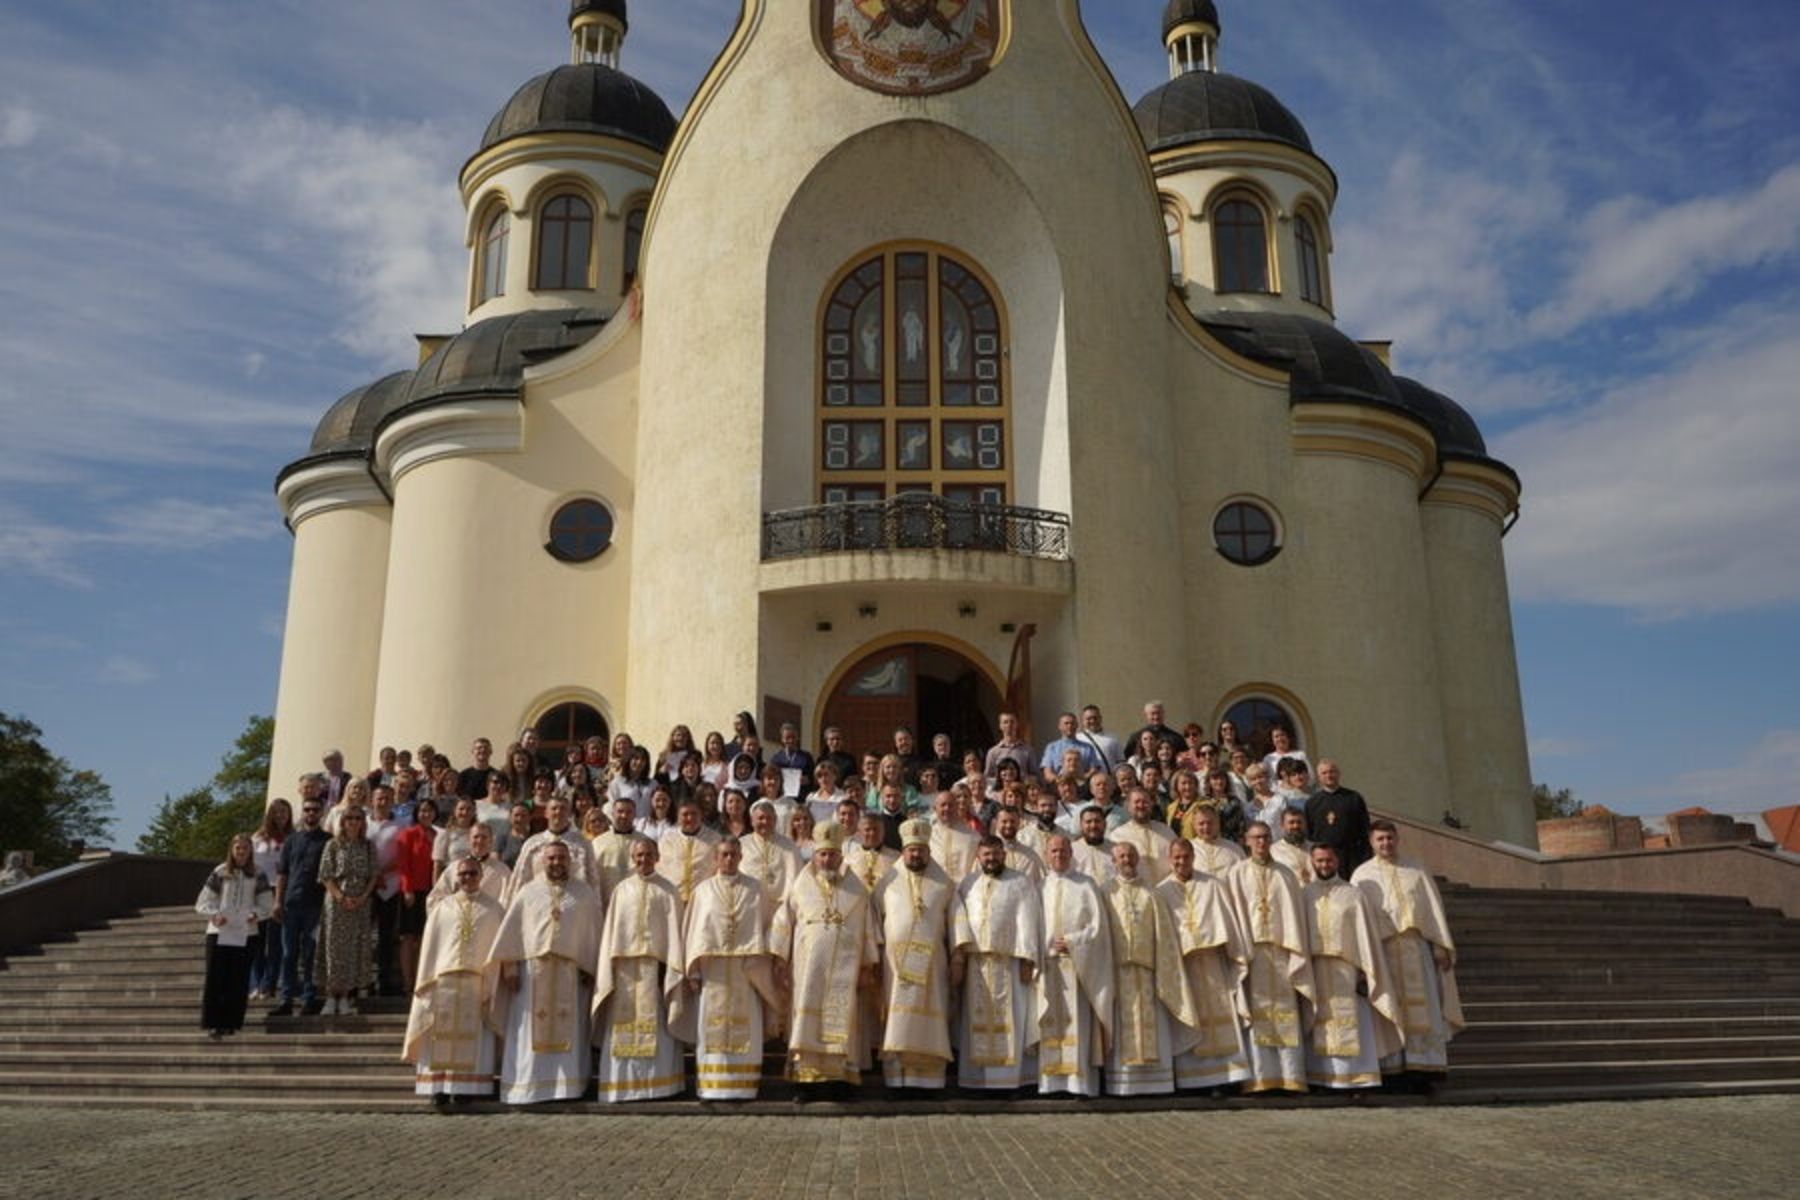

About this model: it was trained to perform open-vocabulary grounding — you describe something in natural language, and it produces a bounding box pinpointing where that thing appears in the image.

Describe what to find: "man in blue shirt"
[270,797,332,1016]
[1037,711,1098,785]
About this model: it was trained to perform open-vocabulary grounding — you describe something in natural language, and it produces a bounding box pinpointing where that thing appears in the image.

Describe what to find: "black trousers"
[372,893,402,993]
[201,934,258,1032]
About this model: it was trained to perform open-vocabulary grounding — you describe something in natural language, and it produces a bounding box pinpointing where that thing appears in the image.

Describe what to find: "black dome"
[1196,310,1421,418]
[1163,0,1220,38]
[1133,70,1314,155]
[308,371,413,457]
[570,0,628,27]
[385,307,610,423]
[1394,377,1499,465]
[479,63,676,155]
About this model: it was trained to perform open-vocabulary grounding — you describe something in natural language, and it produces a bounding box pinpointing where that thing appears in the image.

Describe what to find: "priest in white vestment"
[1101,842,1199,1095]
[770,821,881,1086]
[1270,808,1315,887]
[930,791,981,881]
[871,819,957,1089]
[1190,805,1246,879]
[405,856,504,1101]
[1302,844,1403,1089]
[992,807,1045,882]
[1351,821,1463,1077]
[1158,838,1251,1090]
[1037,833,1114,1096]
[503,797,598,904]
[1107,787,1177,883]
[426,824,510,907]
[592,836,687,1102]
[1223,822,1315,1094]
[740,800,802,926]
[951,836,1045,1089]
[489,842,603,1104]
[657,796,720,905]
[845,812,898,892]
[672,837,781,1100]
[1070,806,1118,884]
[589,796,641,903]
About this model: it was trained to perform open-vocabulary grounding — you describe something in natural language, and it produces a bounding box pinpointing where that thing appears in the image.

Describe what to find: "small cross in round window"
[1213,501,1280,566]
[546,499,614,563]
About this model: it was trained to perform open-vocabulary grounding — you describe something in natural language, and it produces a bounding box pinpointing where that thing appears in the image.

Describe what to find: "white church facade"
[270,0,1536,845]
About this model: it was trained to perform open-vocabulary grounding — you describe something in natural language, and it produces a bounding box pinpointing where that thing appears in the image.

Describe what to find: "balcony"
[763,495,1070,561]
[758,495,1073,596]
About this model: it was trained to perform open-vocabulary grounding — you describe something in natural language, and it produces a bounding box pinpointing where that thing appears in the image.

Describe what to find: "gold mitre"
[900,818,931,849]
[815,820,846,851]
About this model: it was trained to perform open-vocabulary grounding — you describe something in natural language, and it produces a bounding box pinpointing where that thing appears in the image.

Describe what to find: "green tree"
[1532,783,1583,821]
[137,715,273,860]
[0,712,116,869]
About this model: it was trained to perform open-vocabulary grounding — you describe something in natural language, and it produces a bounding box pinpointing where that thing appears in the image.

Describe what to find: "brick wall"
[1537,812,1645,856]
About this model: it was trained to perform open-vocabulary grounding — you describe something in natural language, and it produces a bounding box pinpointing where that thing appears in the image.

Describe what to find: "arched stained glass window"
[535,193,593,291]
[818,246,1008,504]
[478,206,509,303]
[1213,197,1269,294]
[1296,213,1325,306]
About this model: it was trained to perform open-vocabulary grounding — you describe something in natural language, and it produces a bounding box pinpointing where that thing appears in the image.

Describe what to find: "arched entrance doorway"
[531,700,610,766]
[820,641,1003,764]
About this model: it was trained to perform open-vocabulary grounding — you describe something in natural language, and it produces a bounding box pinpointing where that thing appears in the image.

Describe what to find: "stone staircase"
[0,884,1795,1111]
[1437,883,1800,1102]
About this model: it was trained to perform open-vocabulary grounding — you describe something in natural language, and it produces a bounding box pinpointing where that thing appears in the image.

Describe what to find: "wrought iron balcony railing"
[762,495,1072,562]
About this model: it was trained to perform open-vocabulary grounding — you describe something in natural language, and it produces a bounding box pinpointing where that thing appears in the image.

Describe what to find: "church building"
[270,0,1536,845]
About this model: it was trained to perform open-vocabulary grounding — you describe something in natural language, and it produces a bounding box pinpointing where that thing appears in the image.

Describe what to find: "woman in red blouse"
[392,796,438,988]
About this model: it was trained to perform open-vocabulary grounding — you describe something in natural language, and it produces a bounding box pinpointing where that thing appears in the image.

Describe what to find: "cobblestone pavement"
[5,1097,1794,1200]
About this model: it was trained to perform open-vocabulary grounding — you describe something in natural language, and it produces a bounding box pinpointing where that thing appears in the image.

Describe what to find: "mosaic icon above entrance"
[817,0,1004,97]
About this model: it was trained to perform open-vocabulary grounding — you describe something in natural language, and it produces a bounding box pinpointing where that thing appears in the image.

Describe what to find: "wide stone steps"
[2,887,1797,1111]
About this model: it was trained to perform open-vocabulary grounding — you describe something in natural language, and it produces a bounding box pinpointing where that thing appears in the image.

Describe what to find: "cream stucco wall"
[268,496,391,798]
[1422,481,1535,845]
[462,141,659,325]
[1154,146,1336,319]
[365,319,640,757]
[630,0,1190,740]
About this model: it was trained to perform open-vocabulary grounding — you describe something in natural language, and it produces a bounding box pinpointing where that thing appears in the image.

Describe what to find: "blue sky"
[2,0,1797,845]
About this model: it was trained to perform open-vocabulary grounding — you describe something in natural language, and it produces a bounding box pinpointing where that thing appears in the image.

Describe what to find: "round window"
[546,499,614,563]
[1213,500,1280,566]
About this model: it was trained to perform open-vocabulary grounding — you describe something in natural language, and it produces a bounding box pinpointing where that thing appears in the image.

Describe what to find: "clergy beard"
[1284,831,1305,845]
[1083,835,1105,846]
[905,858,925,873]
[981,861,1004,877]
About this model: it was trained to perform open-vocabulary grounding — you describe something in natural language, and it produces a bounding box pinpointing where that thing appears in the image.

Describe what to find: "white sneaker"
[322,998,339,1016]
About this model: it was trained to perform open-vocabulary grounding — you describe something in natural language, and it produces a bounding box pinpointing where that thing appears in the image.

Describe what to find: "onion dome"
[478,63,676,155]
[1163,0,1220,38]
[1133,71,1314,155]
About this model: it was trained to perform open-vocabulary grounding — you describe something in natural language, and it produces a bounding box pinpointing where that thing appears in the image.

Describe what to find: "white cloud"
[98,656,156,686]
[1333,151,1565,368]
[0,103,39,149]
[0,497,278,588]
[1533,165,1800,329]
[222,108,468,361]
[1498,306,1800,617]
[1667,730,1800,802]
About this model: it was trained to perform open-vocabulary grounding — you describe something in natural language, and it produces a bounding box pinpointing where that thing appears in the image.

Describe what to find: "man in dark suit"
[1304,759,1372,877]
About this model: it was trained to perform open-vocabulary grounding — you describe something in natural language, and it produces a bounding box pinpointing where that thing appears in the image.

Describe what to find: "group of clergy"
[402,787,1464,1105]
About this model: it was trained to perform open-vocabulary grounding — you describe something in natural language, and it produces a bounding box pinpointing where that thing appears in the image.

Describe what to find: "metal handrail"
[762,494,1071,562]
